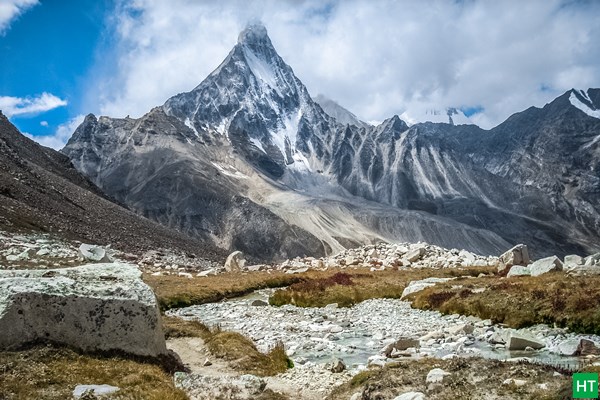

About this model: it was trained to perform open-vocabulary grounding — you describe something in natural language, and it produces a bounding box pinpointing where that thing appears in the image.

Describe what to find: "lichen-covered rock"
[0,263,167,357]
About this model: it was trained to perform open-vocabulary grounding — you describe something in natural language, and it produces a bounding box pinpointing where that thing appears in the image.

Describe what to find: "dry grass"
[0,346,188,400]
[144,270,338,310]
[162,315,292,377]
[408,272,600,334]
[327,357,571,400]
[269,266,493,308]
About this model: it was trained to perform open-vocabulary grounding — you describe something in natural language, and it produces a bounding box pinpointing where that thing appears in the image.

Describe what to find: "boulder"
[556,338,580,356]
[328,357,346,373]
[426,368,451,384]
[529,256,563,277]
[401,277,453,298]
[79,244,111,263]
[73,384,120,399]
[224,251,246,272]
[383,337,420,357]
[498,244,530,273]
[404,247,426,263]
[505,332,545,350]
[447,323,475,335]
[0,263,167,357]
[393,393,426,400]
[251,299,268,307]
[563,255,583,271]
[577,339,600,356]
[507,265,530,277]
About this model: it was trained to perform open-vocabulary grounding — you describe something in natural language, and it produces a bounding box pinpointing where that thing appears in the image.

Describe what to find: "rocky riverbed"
[169,288,600,395]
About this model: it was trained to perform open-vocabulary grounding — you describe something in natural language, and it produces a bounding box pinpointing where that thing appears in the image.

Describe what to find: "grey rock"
[0,263,167,357]
[499,244,530,273]
[328,357,346,373]
[529,256,563,277]
[73,384,120,398]
[225,251,246,272]
[556,338,580,356]
[393,393,426,400]
[404,247,426,263]
[506,265,530,277]
[426,368,451,384]
[251,299,268,307]
[384,337,420,357]
[174,372,266,400]
[577,339,600,356]
[506,332,545,350]
[79,244,111,262]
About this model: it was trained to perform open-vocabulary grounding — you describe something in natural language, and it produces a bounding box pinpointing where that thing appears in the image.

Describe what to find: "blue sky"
[1,0,599,149]
[0,0,112,142]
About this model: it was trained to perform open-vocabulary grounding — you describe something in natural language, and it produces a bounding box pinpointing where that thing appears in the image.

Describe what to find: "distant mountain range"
[59,23,600,261]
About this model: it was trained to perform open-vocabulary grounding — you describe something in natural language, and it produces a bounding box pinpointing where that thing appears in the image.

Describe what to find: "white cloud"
[0,92,68,117]
[94,0,600,129]
[39,120,48,127]
[25,114,84,150]
[0,0,38,34]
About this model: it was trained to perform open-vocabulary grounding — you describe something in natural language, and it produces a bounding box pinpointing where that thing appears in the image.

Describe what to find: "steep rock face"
[313,94,371,129]
[62,23,600,259]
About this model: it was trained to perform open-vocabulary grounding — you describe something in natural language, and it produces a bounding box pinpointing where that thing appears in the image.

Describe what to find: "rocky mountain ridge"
[62,23,600,261]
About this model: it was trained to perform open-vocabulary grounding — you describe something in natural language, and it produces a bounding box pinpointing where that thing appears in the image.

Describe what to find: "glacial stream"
[168,289,598,371]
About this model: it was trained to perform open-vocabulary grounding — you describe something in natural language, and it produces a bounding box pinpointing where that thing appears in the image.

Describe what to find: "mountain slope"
[0,111,225,260]
[313,94,371,129]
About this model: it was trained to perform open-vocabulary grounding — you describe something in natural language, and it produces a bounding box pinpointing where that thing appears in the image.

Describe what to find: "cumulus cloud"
[0,0,38,34]
[25,114,84,150]
[40,120,48,127]
[95,0,600,129]
[0,92,68,117]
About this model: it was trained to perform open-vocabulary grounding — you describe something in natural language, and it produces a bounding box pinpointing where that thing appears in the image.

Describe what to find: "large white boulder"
[0,263,167,358]
[498,244,530,273]
[224,251,246,272]
[505,331,545,350]
[529,256,563,277]
[401,277,453,298]
[507,265,530,277]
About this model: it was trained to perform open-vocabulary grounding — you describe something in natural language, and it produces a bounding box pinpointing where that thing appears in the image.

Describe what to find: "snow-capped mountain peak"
[401,106,472,126]
[569,88,600,119]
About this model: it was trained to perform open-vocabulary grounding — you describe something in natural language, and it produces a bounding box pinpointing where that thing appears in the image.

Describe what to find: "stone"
[556,338,580,356]
[224,251,246,272]
[577,339,600,356]
[404,247,426,263]
[401,277,453,298]
[73,384,120,398]
[426,368,451,384]
[529,256,563,277]
[251,299,268,307]
[563,255,584,271]
[197,268,217,277]
[393,393,426,400]
[498,244,530,273]
[0,263,167,358]
[506,332,545,350]
[448,323,475,335]
[328,357,346,373]
[384,337,420,357]
[203,358,212,366]
[79,244,111,263]
[507,265,531,277]
[350,393,362,400]
[502,378,527,386]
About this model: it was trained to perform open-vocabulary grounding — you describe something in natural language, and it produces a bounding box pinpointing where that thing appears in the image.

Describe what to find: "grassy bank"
[145,270,337,310]
[326,357,570,400]
[268,267,493,308]
[163,316,291,376]
[408,273,600,334]
[0,346,188,400]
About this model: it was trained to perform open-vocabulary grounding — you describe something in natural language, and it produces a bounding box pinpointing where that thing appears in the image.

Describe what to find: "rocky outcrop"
[0,263,167,357]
